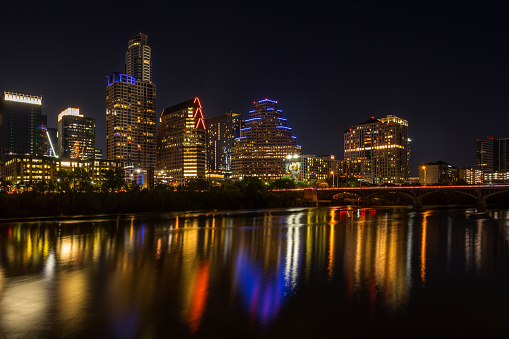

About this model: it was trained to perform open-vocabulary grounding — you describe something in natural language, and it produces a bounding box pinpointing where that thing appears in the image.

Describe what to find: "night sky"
[2,2,508,175]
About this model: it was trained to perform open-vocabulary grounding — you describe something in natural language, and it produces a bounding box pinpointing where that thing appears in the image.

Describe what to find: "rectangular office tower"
[476,137,509,173]
[0,92,47,162]
[205,112,241,175]
[231,99,301,181]
[157,98,207,185]
[106,33,156,169]
[344,115,410,185]
[58,108,95,160]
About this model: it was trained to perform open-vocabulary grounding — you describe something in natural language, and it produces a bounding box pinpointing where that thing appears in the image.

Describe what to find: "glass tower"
[0,92,47,162]
[106,34,157,169]
[205,112,242,174]
[125,33,152,83]
[157,97,207,185]
[58,107,95,160]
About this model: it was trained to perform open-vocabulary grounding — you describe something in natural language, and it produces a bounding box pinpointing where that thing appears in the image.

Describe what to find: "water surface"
[0,207,508,338]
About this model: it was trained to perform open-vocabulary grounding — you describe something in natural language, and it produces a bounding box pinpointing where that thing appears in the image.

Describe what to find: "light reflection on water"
[0,207,508,337]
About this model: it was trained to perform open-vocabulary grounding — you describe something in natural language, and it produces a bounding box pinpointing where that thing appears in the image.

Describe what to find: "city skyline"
[2,2,509,175]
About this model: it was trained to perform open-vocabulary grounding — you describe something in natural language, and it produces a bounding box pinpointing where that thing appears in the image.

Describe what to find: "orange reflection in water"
[421,211,430,286]
[188,261,210,333]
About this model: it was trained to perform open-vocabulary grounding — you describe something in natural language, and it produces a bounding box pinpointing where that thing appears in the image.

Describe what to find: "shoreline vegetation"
[1,176,507,219]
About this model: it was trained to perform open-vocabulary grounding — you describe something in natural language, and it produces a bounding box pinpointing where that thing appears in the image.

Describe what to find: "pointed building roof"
[360,117,381,125]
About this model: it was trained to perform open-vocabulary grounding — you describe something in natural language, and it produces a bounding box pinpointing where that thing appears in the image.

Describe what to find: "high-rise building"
[476,137,509,173]
[299,154,337,182]
[231,99,301,181]
[205,112,242,175]
[125,33,152,83]
[157,97,207,185]
[0,92,47,162]
[58,108,95,160]
[344,115,410,185]
[106,33,156,169]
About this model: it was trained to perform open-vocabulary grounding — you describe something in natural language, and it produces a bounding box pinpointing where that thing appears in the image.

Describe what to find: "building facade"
[125,33,152,83]
[2,156,122,189]
[476,137,509,173]
[106,34,156,169]
[205,112,241,175]
[344,115,410,185]
[0,92,47,162]
[459,167,482,184]
[419,161,458,185]
[300,154,337,182]
[157,97,207,185]
[231,99,301,181]
[58,108,95,160]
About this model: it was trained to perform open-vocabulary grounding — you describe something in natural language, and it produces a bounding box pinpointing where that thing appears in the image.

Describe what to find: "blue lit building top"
[107,73,137,86]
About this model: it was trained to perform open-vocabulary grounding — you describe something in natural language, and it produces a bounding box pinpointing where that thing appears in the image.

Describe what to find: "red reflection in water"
[188,262,210,333]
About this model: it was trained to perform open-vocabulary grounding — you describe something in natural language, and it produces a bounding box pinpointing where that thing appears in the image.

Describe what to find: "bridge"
[300,185,509,211]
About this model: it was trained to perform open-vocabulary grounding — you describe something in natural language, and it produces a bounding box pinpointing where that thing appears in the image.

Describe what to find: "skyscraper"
[344,115,410,184]
[476,136,509,173]
[157,97,207,185]
[231,99,301,181]
[205,112,242,174]
[0,92,47,162]
[125,33,152,83]
[106,34,156,169]
[58,108,95,160]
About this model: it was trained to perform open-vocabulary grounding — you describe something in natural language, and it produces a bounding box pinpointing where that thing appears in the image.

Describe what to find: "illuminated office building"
[0,92,47,162]
[205,112,241,175]
[476,136,509,173]
[106,33,156,169]
[58,108,95,160]
[299,155,337,181]
[344,115,410,185]
[231,99,301,181]
[459,167,482,185]
[125,33,152,83]
[157,97,206,185]
[419,161,458,185]
[2,155,122,188]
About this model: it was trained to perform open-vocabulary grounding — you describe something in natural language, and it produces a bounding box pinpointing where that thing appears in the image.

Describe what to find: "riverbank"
[0,189,306,219]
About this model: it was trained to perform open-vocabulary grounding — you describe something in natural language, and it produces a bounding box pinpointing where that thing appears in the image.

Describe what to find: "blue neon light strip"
[297,145,302,147]
[292,136,297,139]
[277,126,292,130]
[267,108,274,111]
[258,99,278,104]
[108,73,137,86]
[278,117,287,121]
[245,117,262,122]
[249,110,255,113]
[240,127,251,131]
[235,136,247,140]
[277,109,283,113]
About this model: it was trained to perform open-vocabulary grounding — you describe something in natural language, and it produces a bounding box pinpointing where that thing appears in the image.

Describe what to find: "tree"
[102,168,124,192]
[185,178,209,191]
[269,177,296,189]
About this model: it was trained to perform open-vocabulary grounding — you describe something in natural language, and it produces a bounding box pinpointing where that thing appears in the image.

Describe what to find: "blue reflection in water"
[235,249,288,326]
[235,215,303,326]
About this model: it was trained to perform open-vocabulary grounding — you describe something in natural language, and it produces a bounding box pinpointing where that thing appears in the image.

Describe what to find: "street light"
[422,166,426,186]
[330,170,335,188]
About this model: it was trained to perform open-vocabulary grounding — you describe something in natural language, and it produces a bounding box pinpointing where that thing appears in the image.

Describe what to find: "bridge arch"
[364,191,414,205]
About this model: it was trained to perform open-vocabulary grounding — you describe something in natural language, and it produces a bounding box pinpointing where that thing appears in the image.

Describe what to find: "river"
[0,206,508,338]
